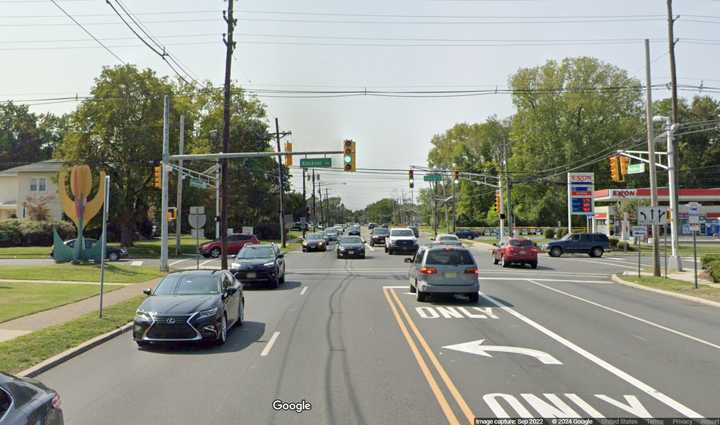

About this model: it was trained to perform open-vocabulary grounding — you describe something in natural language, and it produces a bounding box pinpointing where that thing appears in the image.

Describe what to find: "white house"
[0,160,64,221]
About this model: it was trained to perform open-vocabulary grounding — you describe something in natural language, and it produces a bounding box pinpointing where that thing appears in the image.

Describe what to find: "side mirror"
[277,253,285,259]
[225,287,238,296]
[143,288,152,296]
[404,257,413,263]
[492,243,498,247]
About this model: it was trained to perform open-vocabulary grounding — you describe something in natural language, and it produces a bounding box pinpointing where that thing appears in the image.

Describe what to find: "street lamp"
[653,115,682,271]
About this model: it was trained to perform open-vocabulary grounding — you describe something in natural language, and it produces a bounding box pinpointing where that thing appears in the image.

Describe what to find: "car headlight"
[302,241,307,246]
[339,247,346,251]
[195,307,218,320]
[263,261,276,267]
[135,310,153,322]
[318,241,324,245]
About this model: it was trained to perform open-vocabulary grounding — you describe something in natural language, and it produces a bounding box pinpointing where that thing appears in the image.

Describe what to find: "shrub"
[0,219,75,246]
[701,254,720,269]
[544,228,556,239]
[609,237,620,249]
[555,228,568,239]
[707,260,720,283]
[616,241,634,252]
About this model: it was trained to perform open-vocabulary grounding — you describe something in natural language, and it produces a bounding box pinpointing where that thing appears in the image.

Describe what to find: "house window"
[29,178,47,192]
[30,178,37,192]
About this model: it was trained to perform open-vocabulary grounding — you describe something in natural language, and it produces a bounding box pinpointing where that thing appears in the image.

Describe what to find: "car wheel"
[468,292,479,303]
[109,252,119,262]
[216,315,227,345]
[384,246,388,253]
[501,256,509,268]
[493,257,499,265]
[210,247,221,258]
[416,290,428,302]
[136,340,149,349]
[237,300,244,327]
[530,261,538,269]
[409,281,417,293]
[550,247,563,257]
[590,247,604,258]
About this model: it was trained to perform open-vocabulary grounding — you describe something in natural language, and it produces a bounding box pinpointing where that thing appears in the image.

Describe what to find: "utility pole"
[302,167,307,238]
[312,169,317,230]
[645,40,661,277]
[666,0,683,272]
[274,118,286,248]
[325,188,330,226]
[318,176,323,226]
[503,139,513,236]
[160,95,170,272]
[220,0,236,270]
[175,115,184,257]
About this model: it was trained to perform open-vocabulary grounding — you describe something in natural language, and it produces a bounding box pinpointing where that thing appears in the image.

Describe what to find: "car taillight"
[419,267,438,275]
[464,267,479,274]
[52,393,61,409]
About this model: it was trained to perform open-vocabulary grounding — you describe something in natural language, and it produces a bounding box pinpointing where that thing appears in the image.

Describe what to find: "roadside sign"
[189,179,208,189]
[627,163,645,174]
[242,226,254,235]
[567,173,594,216]
[423,174,443,182]
[631,226,647,237]
[690,223,701,232]
[687,202,701,216]
[299,158,332,168]
[191,229,203,239]
[188,206,206,229]
[689,215,700,224]
[637,206,668,225]
[190,206,205,214]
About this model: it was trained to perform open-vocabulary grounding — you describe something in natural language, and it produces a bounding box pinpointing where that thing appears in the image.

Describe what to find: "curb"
[611,274,720,309]
[19,322,133,378]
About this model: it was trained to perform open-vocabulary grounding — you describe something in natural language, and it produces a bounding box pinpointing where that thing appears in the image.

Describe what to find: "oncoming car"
[406,245,479,303]
[336,236,366,259]
[133,270,244,347]
[302,233,327,252]
[435,234,462,246]
[385,227,418,255]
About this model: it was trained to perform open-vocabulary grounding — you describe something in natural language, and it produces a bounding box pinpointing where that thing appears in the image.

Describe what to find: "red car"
[492,237,538,269]
[199,234,259,258]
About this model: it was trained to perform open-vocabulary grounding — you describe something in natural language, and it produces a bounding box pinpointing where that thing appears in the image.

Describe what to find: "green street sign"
[189,179,208,189]
[423,174,443,182]
[627,163,645,175]
[299,158,332,168]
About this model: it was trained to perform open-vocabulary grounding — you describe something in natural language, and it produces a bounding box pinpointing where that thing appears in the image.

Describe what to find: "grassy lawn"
[0,264,164,284]
[621,275,720,302]
[0,282,123,323]
[635,243,720,257]
[0,246,53,259]
[124,235,210,258]
[0,295,144,375]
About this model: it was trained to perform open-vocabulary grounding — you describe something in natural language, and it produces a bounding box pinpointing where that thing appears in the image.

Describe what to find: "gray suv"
[406,245,479,303]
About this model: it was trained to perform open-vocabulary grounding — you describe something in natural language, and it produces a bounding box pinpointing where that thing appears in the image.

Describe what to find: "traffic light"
[609,156,621,182]
[284,142,293,166]
[409,169,414,189]
[153,165,162,189]
[495,190,502,213]
[343,140,356,172]
[619,156,629,180]
[453,170,460,184]
[167,207,177,221]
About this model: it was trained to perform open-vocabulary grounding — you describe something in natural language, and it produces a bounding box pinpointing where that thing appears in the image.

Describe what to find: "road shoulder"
[611,274,720,308]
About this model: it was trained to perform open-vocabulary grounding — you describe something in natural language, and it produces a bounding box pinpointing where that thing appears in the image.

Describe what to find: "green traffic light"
[344,155,352,164]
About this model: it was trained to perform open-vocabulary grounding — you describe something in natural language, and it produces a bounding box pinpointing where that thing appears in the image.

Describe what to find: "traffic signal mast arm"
[616,150,669,170]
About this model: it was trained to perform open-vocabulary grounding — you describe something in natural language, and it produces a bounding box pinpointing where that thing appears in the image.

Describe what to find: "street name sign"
[567,173,594,216]
[424,174,443,182]
[189,179,208,189]
[637,206,668,225]
[299,158,332,168]
[632,226,647,237]
[627,163,645,174]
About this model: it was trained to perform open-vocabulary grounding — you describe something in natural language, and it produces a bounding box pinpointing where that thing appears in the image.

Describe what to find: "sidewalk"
[0,278,161,343]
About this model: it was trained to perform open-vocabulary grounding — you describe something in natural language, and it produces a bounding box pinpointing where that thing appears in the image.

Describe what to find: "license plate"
[519,251,527,255]
[445,272,457,278]
[246,272,256,279]
[348,251,354,255]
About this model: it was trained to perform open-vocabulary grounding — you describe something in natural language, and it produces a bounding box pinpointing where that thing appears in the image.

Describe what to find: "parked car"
[406,245,479,303]
[492,237,538,268]
[231,244,286,288]
[547,233,610,258]
[302,233,327,252]
[199,234,259,258]
[336,236,366,259]
[0,373,63,425]
[454,229,476,240]
[369,227,389,247]
[435,234,463,246]
[50,238,128,262]
[386,227,419,255]
[133,270,244,347]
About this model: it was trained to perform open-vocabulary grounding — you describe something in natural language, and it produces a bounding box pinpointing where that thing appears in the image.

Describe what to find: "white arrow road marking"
[442,339,563,365]
[129,260,143,266]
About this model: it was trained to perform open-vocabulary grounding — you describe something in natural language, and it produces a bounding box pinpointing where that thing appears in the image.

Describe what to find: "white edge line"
[477,291,703,418]
[260,331,280,357]
[566,258,638,270]
[199,259,216,267]
[525,279,720,351]
[300,286,308,295]
[382,285,407,289]
[168,259,186,267]
[479,277,612,284]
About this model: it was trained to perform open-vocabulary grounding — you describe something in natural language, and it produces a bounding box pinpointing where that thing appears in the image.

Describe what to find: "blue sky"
[2,0,719,209]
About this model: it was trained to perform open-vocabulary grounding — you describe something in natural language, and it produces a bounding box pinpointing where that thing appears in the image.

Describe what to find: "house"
[0,160,64,221]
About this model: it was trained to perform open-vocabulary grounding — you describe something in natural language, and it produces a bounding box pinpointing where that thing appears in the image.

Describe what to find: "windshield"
[510,239,534,247]
[339,236,362,244]
[391,229,414,237]
[373,228,389,235]
[438,235,458,241]
[236,246,275,259]
[561,233,572,241]
[426,249,475,266]
[307,234,324,241]
[153,274,220,295]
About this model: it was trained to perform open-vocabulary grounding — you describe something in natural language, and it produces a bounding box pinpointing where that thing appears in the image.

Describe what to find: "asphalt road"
[36,233,720,425]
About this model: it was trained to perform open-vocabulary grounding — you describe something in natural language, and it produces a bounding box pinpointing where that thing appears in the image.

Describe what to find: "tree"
[0,103,64,170]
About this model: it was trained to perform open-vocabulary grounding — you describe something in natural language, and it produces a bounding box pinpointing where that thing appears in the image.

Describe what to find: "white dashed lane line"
[261,331,280,357]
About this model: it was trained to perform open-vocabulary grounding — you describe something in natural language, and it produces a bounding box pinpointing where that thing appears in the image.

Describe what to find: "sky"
[2,0,719,210]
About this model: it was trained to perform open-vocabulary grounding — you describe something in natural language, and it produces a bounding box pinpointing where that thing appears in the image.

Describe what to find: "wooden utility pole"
[220,0,236,270]
[645,40,661,277]
[274,118,286,248]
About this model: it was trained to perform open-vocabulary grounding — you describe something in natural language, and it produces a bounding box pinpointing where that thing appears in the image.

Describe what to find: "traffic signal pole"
[645,39,661,277]
[160,95,170,272]
[274,118,286,248]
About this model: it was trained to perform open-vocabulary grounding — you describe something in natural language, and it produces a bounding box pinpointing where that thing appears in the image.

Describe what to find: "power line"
[48,0,124,63]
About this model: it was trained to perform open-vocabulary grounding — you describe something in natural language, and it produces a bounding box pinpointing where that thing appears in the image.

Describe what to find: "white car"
[434,234,462,246]
[385,227,419,255]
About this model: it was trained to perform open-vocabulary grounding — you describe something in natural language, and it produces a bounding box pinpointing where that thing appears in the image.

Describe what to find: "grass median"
[0,264,164,284]
[0,295,144,375]
[621,275,720,302]
[0,282,124,323]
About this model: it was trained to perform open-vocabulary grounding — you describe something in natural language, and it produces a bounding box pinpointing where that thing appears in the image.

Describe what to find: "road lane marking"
[300,286,308,295]
[480,277,612,284]
[382,288,461,425]
[525,279,720,351]
[561,258,637,270]
[415,306,499,320]
[169,259,187,267]
[199,259,216,267]
[442,339,563,365]
[129,260,143,266]
[477,291,704,418]
[389,289,476,424]
[366,243,375,252]
[261,331,280,357]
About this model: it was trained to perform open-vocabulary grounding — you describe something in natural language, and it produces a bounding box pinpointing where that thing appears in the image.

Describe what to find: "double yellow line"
[383,287,475,425]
